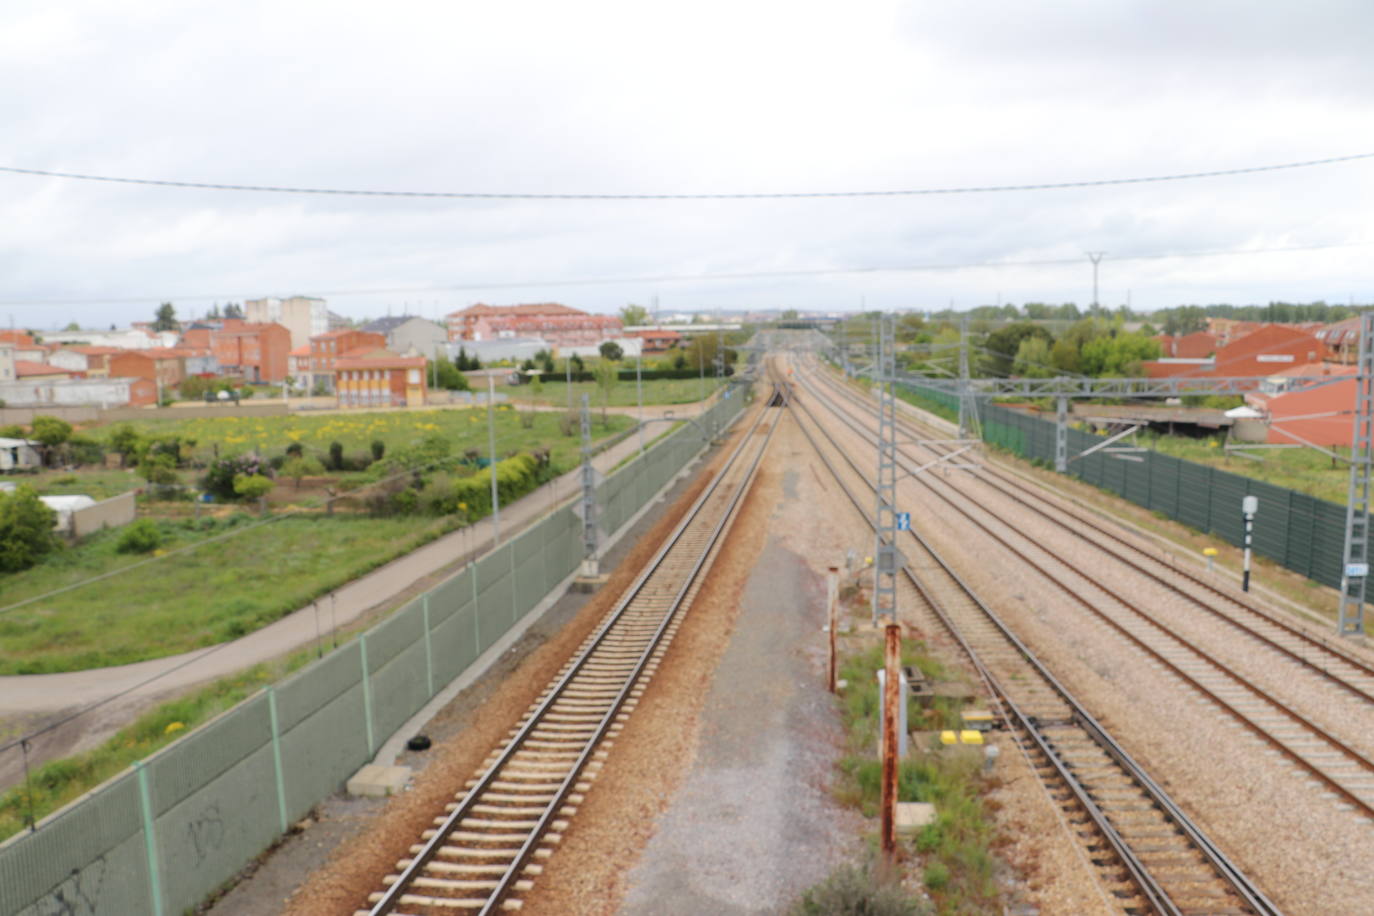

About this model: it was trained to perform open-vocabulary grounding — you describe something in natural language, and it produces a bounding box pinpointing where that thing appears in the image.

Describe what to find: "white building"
[246,296,329,352]
[445,337,551,364]
[41,328,178,350]
[0,377,154,408]
[0,438,41,471]
[0,344,13,383]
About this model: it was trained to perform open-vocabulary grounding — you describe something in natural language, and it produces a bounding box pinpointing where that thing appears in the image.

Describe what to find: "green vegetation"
[0,514,454,674]
[0,485,60,572]
[790,859,926,916]
[517,376,725,408]
[833,642,999,915]
[1136,430,1354,505]
[0,661,293,841]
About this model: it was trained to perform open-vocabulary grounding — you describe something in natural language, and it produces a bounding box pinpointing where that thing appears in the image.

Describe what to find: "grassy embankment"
[806,635,999,915]
[2,408,633,674]
[510,375,726,409]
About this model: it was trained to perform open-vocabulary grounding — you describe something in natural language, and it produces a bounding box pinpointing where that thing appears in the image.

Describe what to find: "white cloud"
[1,0,1371,328]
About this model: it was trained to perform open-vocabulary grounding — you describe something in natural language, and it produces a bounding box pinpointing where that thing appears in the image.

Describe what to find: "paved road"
[0,395,719,725]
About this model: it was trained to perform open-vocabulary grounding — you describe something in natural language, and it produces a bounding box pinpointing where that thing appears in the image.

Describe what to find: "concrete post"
[827,566,839,693]
[880,621,900,860]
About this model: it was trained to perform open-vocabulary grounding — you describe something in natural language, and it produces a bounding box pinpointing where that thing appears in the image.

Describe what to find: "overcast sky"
[3,0,1373,328]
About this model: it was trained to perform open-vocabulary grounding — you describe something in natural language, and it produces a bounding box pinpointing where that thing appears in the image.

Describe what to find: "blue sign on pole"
[896,512,910,531]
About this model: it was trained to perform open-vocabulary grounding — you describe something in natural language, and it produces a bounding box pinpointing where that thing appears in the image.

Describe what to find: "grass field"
[512,376,725,408]
[0,513,454,674]
[86,405,633,467]
[1134,430,1353,505]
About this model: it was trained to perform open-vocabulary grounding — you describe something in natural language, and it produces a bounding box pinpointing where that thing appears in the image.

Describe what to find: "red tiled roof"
[334,353,425,370]
[15,360,67,377]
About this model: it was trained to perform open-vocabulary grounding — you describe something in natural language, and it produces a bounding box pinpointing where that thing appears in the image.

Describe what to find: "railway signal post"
[1242,495,1257,592]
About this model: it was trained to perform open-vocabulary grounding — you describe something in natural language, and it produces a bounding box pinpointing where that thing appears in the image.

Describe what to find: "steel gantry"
[872,314,901,625]
[1339,312,1374,635]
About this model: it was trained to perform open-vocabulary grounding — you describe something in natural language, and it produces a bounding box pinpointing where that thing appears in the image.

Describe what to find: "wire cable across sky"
[1,152,1371,200]
[0,240,1366,309]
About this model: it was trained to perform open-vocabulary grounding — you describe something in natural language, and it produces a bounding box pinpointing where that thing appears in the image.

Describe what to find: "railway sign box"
[896,512,911,531]
[1346,562,1369,578]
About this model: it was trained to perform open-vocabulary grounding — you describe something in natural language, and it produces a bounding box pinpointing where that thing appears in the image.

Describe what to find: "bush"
[138,453,179,486]
[285,442,304,459]
[790,860,925,916]
[232,473,275,502]
[281,456,325,489]
[0,424,25,439]
[201,455,268,500]
[328,441,344,471]
[65,435,105,466]
[116,519,163,554]
[0,485,59,572]
[371,439,386,461]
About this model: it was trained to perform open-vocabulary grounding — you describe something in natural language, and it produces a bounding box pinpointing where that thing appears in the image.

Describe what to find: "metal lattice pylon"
[872,314,899,624]
[956,319,981,440]
[580,394,599,574]
[1338,313,1374,636]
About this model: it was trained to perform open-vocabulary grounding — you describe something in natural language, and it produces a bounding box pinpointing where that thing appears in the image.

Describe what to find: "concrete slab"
[346,764,411,798]
[896,802,936,834]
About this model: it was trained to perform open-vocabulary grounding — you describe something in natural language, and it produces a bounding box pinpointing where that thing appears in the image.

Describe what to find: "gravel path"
[616,521,862,913]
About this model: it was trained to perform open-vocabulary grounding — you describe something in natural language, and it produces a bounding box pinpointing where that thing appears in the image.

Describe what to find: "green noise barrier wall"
[0,384,750,916]
[894,380,1356,590]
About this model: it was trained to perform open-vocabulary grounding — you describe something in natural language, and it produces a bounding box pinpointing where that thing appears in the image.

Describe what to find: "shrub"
[201,455,267,500]
[0,424,25,439]
[0,485,59,572]
[107,423,143,463]
[65,436,105,466]
[284,442,304,459]
[116,519,163,554]
[790,860,925,916]
[371,439,386,461]
[281,456,325,489]
[138,453,179,486]
[923,861,949,892]
[232,473,275,502]
[328,441,344,471]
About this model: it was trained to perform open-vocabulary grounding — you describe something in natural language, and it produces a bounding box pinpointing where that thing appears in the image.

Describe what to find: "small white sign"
[1256,354,1295,363]
[1346,563,1369,578]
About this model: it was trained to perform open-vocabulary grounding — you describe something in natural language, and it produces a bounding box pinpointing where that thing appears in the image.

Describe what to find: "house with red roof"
[308,329,387,392]
[445,303,620,349]
[1245,363,1359,446]
[1144,324,1329,380]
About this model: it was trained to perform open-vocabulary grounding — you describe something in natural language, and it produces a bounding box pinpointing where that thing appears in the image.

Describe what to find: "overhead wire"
[2,151,1371,199]
[2,241,1367,310]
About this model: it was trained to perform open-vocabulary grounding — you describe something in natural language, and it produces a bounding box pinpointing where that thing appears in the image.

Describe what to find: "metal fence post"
[267,687,289,834]
[360,635,375,756]
[422,595,434,698]
[134,760,165,916]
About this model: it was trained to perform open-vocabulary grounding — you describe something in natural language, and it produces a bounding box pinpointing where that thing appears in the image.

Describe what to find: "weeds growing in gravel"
[789,857,927,916]
[831,640,1001,915]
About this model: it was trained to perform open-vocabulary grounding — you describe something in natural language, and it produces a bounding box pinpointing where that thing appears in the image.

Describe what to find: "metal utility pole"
[1241,495,1258,592]
[1055,393,1069,473]
[487,373,500,547]
[1087,251,1105,312]
[565,352,573,412]
[579,394,599,576]
[957,317,979,440]
[880,620,901,860]
[872,314,899,625]
[1338,312,1374,635]
[827,566,839,693]
[636,346,644,456]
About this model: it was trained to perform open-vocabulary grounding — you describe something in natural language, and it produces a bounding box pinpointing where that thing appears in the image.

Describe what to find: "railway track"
[359,382,780,916]
[799,358,1374,816]
[777,365,1278,915]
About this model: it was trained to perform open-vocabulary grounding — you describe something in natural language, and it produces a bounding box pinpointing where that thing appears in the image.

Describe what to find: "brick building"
[445,303,620,348]
[1144,324,1329,379]
[333,349,427,408]
[308,330,387,393]
[210,323,291,383]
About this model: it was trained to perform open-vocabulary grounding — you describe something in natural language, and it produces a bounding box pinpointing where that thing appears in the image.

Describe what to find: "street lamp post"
[1242,495,1258,592]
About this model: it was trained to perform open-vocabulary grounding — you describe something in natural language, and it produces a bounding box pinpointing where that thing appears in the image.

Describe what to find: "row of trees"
[896,317,1163,380]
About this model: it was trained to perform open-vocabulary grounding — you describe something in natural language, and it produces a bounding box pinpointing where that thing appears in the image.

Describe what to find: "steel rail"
[782,379,1272,915]
[368,385,777,916]
[798,363,1374,819]
[811,358,1374,684]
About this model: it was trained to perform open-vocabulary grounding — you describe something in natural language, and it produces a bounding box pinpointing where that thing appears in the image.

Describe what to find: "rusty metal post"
[827,566,839,692]
[881,621,901,859]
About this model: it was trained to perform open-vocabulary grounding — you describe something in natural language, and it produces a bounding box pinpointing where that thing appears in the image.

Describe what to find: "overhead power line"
[0,240,1366,308]
[1,152,1371,200]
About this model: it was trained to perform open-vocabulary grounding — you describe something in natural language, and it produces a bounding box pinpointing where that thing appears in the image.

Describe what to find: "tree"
[0,485,59,572]
[1012,337,1055,378]
[430,355,470,390]
[599,340,624,361]
[223,302,244,320]
[981,322,1052,377]
[138,452,179,486]
[282,456,325,489]
[30,415,73,466]
[620,303,649,326]
[151,302,178,332]
[1079,334,1162,377]
[206,303,222,320]
[62,321,81,332]
[593,358,618,424]
[108,423,144,464]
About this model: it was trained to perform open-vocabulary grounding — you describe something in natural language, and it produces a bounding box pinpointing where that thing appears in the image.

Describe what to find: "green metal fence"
[0,385,750,916]
[896,381,1356,590]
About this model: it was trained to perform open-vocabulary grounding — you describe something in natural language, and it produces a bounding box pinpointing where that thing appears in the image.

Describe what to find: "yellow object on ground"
[962,710,994,731]
[959,730,984,745]
[939,730,957,745]
[1203,547,1219,557]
